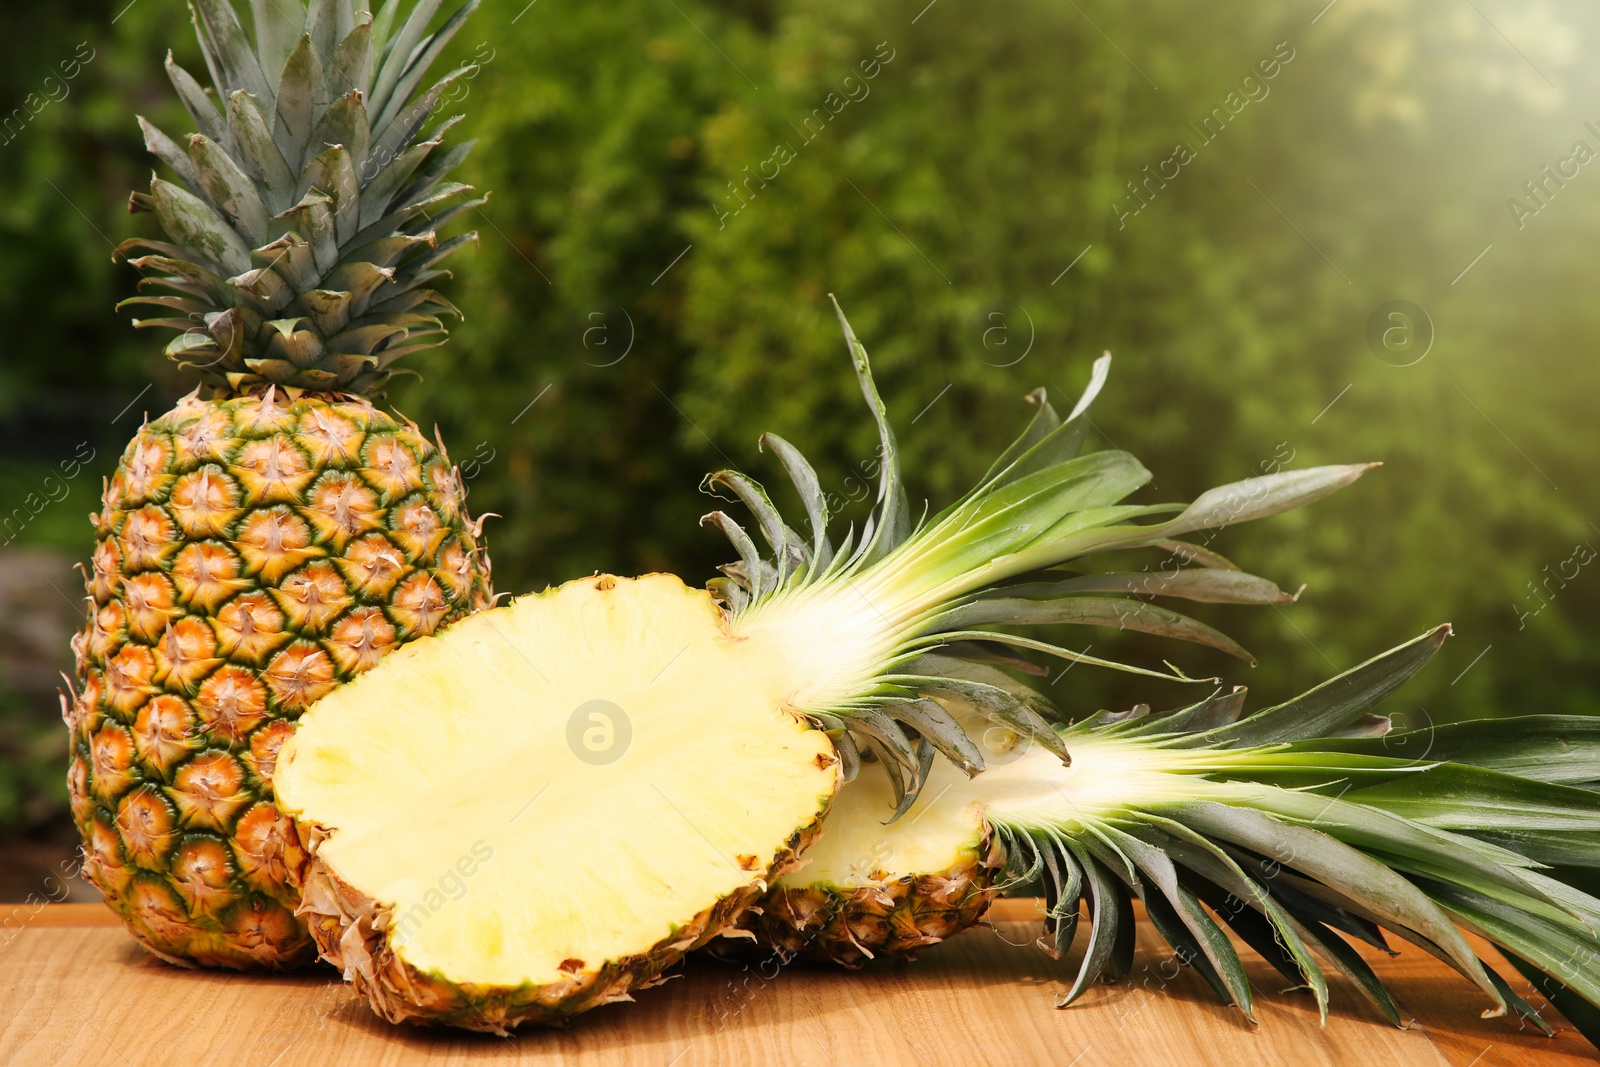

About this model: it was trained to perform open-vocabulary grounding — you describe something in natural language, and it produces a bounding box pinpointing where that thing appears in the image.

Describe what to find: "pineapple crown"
[703,297,1374,813]
[118,0,485,398]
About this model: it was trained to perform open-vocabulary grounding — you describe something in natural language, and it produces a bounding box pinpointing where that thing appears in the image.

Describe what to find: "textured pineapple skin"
[291,819,827,1032]
[67,390,492,970]
[731,834,1004,967]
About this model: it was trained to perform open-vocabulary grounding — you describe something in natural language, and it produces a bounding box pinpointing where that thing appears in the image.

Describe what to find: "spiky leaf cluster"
[119,0,485,397]
[993,628,1600,1045]
[704,297,1372,814]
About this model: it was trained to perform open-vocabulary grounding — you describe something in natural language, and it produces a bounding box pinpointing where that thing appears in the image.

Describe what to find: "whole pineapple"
[67,0,493,969]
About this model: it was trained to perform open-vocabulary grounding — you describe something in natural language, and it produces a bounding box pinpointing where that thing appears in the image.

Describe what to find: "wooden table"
[1,901,1591,1066]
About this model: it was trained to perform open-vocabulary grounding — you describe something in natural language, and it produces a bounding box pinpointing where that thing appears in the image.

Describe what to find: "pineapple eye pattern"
[73,397,493,969]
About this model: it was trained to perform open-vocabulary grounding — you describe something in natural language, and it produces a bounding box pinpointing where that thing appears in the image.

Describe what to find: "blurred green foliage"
[0,677,66,830]
[3,0,1599,832]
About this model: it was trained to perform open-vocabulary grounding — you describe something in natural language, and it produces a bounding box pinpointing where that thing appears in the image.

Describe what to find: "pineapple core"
[276,573,837,988]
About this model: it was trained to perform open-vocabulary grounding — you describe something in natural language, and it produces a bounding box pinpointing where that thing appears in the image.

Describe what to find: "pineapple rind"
[69,390,492,969]
[731,841,1002,967]
[292,819,826,1033]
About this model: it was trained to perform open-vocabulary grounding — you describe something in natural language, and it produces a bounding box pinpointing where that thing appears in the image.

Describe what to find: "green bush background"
[3,0,1598,831]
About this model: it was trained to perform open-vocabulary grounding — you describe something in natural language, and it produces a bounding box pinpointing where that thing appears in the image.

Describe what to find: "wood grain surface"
[1,901,1592,1066]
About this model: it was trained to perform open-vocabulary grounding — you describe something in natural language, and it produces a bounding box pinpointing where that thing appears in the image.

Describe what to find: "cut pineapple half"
[275,573,837,1027]
[741,723,1225,964]
[735,629,1600,1048]
[742,733,1004,965]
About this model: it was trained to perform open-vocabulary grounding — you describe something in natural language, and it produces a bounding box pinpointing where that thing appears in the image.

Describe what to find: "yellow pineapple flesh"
[726,746,1004,967]
[275,573,837,1028]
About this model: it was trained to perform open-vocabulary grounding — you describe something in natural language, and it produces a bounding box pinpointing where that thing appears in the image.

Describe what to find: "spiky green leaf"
[152,178,252,274]
[1293,715,1600,787]
[1195,626,1450,748]
[188,134,270,244]
[190,0,273,103]
[227,90,296,213]
[369,0,448,119]
[370,0,481,136]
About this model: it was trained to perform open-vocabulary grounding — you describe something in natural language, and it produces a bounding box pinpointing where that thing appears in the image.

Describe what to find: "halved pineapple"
[276,573,836,1027]
[737,716,1252,966]
[736,628,1600,1043]
[736,736,1004,967]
